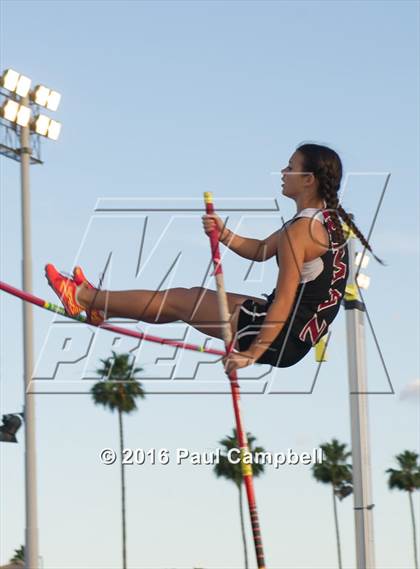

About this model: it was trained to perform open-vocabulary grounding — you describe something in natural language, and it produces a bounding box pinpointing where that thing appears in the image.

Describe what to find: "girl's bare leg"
[77,282,265,348]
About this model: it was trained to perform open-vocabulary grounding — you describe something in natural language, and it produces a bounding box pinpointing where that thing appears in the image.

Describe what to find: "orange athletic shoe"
[72,266,105,325]
[45,263,84,317]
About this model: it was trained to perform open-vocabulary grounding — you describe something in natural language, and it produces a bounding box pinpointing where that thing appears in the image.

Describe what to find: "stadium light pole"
[20,90,39,569]
[1,69,62,569]
[344,235,375,569]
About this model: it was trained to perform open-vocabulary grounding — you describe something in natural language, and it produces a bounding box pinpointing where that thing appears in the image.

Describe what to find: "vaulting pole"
[203,191,266,569]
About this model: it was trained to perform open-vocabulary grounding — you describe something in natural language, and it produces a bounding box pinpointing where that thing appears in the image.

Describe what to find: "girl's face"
[281,151,314,199]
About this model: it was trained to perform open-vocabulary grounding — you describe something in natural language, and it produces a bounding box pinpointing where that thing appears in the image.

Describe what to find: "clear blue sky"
[1,1,419,568]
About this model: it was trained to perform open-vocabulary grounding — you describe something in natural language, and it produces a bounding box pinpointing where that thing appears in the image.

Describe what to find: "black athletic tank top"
[263,209,349,348]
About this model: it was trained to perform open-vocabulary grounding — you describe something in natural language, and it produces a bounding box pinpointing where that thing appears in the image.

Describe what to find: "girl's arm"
[220,226,281,262]
[202,213,280,262]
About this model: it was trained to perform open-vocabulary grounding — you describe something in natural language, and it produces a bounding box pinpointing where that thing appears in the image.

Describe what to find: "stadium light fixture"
[1,70,62,142]
[46,119,61,140]
[16,74,32,97]
[355,251,370,269]
[33,114,50,136]
[33,84,61,111]
[2,69,19,92]
[1,68,31,97]
[1,99,31,127]
[354,251,370,290]
[16,104,31,127]
[33,114,62,140]
[33,85,49,106]
[2,98,19,121]
[356,273,370,290]
[46,90,61,111]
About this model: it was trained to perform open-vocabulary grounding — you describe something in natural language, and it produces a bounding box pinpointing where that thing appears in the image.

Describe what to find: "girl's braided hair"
[297,143,385,265]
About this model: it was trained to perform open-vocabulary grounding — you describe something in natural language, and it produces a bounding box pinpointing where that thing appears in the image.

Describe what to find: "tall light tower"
[1,68,62,569]
[344,234,375,569]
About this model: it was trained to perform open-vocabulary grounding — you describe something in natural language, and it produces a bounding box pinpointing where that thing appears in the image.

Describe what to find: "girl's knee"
[164,287,196,318]
[188,286,205,296]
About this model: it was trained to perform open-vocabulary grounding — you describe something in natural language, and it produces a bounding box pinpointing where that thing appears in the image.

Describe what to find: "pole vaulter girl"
[45,143,384,374]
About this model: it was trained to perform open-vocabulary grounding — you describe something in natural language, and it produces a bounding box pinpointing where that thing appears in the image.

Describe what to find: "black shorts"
[236,298,311,368]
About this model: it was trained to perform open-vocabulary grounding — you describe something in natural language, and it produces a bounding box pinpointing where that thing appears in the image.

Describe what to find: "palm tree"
[10,545,24,563]
[386,450,420,569]
[91,351,145,569]
[213,428,266,569]
[312,438,353,569]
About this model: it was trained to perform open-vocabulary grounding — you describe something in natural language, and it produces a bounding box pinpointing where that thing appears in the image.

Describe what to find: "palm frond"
[214,427,267,486]
[312,439,353,495]
[386,451,420,493]
[91,351,145,414]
